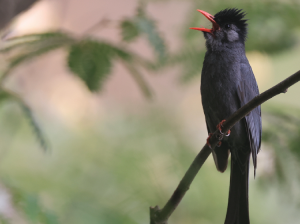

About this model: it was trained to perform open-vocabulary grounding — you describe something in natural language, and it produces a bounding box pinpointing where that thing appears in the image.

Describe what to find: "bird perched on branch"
[190,8,262,224]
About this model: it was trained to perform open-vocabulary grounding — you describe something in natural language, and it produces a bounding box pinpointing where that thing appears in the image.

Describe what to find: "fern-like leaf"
[68,40,113,92]
[120,20,140,42]
[135,14,166,61]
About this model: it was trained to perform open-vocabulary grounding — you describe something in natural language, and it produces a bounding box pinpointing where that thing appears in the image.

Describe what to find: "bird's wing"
[238,63,262,173]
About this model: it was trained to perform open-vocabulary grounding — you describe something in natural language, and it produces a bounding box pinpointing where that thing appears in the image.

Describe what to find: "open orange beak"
[190,10,220,35]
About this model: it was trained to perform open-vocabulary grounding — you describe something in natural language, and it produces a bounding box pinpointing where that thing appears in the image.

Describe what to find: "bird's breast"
[200,54,241,119]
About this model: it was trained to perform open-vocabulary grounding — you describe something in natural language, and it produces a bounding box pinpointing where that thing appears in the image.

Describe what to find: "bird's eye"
[225,24,231,29]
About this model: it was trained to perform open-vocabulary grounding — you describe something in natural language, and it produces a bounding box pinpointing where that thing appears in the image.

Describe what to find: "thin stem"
[122,60,153,99]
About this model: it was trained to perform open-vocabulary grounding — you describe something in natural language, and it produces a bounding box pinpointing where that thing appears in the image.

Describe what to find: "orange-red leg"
[207,133,222,148]
[216,119,231,136]
[206,133,213,148]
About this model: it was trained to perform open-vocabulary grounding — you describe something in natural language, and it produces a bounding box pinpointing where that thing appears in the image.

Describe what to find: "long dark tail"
[224,156,250,224]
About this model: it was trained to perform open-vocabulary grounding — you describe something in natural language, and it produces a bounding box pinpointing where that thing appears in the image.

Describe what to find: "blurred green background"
[0,0,300,223]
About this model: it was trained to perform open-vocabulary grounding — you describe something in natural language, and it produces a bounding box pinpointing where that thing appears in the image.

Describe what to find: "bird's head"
[190,8,248,50]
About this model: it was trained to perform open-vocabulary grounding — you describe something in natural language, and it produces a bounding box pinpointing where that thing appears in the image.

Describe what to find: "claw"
[216,120,226,132]
[206,133,213,148]
[216,120,230,136]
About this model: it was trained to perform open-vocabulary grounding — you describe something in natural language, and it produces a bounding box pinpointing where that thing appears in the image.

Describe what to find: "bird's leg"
[207,133,222,148]
[206,133,213,148]
[216,120,231,136]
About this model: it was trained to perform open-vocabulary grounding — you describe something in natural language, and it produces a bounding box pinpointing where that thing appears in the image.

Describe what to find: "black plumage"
[191,8,262,224]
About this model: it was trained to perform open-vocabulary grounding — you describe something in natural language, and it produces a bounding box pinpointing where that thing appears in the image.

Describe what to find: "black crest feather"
[214,8,248,42]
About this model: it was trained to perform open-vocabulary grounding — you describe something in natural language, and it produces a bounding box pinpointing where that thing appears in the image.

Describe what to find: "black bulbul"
[190,8,262,224]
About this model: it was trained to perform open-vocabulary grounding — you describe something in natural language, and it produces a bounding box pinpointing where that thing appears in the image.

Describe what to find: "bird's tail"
[224,156,250,224]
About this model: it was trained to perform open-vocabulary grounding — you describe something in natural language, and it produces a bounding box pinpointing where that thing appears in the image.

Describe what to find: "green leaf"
[133,5,166,62]
[136,16,166,61]
[68,40,113,92]
[120,20,140,42]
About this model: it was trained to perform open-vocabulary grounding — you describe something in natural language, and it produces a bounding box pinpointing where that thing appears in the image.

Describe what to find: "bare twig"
[0,87,49,151]
[82,18,119,35]
[150,70,300,224]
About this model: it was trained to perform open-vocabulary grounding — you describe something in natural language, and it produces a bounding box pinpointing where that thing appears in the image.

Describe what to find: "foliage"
[135,9,166,61]
[0,4,165,149]
[120,20,140,42]
[121,5,166,61]
[68,40,113,91]
[0,4,165,95]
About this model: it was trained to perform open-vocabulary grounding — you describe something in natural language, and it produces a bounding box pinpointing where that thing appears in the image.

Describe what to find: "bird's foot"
[206,133,213,148]
[216,120,231,136]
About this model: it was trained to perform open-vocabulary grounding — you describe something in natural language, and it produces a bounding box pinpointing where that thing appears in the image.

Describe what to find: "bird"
[190,8,262,224]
